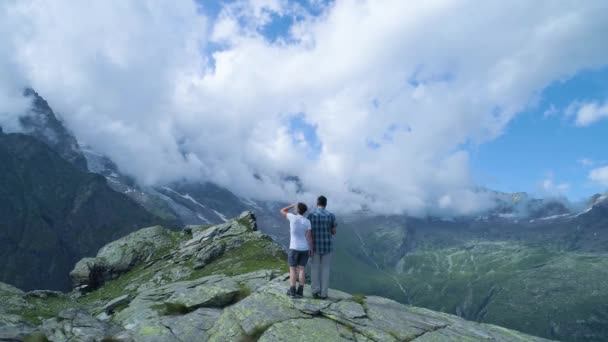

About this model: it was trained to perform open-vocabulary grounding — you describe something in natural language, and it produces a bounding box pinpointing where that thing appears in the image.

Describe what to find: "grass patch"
[234,284,252,303]
[77,263,156,305]
[351,294,366,305]
[16,296,75,325]
[150,231,188,260]
[188,239,287,280]
[23,333,50,342]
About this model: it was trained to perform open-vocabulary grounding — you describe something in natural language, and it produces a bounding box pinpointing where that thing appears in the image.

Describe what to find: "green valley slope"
[331,214,608,342]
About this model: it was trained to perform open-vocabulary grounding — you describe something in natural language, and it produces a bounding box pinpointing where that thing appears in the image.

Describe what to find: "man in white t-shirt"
[280,202,312,297]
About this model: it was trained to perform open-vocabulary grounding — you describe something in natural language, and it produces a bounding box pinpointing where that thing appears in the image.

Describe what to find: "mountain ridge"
[0,131,167,291]
[4,89,608,341]
[0,212,553,342]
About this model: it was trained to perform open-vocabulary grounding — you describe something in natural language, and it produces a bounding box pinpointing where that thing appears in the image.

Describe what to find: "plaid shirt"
[307,208,337,254]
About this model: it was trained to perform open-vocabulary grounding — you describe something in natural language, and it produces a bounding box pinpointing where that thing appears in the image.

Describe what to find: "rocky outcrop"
[70,226,173,291]
[41,309,131,341]
[0,212,552,341]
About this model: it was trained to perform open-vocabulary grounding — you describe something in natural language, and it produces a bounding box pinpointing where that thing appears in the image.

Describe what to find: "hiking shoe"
[286,287,296,297]
[296,285,304,297]
[312,292,322,299]
[320,296,328,300]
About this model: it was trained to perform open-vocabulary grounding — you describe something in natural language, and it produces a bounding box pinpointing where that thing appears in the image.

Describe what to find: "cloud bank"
[589,166,608,187]
[1,0,608,215]
[567,99,608,126]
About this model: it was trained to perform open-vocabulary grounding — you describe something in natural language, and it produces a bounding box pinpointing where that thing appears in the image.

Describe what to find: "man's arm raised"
[280,204,296,218]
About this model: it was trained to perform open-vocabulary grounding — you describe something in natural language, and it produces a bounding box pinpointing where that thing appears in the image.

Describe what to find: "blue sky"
[470,67,608,200]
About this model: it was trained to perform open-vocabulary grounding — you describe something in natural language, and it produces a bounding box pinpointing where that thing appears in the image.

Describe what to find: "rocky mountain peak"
[20,88,88,170]
[0,212,552,341]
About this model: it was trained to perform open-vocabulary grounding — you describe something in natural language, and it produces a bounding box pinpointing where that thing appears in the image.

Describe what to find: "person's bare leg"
[289,267,297,287]
[298,266,305,285]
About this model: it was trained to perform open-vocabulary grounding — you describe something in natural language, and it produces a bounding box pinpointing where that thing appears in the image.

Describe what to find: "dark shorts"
[288,249,309,267]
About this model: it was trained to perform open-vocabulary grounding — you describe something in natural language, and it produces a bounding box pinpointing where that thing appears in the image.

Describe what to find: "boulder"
[113,275,240,336]
[70,226,172,290]
[231,270,275,292]
[0,314,35,341]
[258,318,353,342]
[164,275,240,308]
[41,308,131,342]
[160,308,222,342]
[103,294,132,314]
[193,242,226,269]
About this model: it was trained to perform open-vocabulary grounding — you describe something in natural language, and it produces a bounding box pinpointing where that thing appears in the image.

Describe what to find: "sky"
[470,67,608,201]
[0,0,607,215]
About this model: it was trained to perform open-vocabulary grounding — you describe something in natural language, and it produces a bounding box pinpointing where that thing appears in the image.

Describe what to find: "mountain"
[0,132,166,291]
[81,140,271,228]
[81,145,605,341]
[5,89,607,340]
[475,189,572,220]
[1,89,286,294]
[330,204,608,342]
[81,142,290,242]
[0,212,551,342]
[80,145,183,226]
[20,88,88,171]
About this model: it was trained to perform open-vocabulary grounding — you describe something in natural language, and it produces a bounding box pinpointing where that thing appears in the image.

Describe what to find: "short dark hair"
[317,196,327,207]
[297,202,308,215]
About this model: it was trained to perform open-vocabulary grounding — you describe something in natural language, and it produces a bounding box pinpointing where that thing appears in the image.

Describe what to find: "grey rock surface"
[70,226,172,290]
[42,309,131,342]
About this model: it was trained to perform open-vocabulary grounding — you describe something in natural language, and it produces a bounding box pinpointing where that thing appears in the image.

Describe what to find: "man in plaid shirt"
[306,195,337,299]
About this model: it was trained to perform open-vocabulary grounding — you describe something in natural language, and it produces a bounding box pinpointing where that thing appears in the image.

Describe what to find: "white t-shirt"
[286,213,311,251]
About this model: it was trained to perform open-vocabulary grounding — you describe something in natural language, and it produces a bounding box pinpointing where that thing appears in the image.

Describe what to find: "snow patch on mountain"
[161,187,208,209]
[213,210,228,222]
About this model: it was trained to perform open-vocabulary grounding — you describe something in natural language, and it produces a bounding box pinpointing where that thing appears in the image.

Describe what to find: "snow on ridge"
[240,197,261,209]
[80,148,105,158]
[162,187,207,209]
[572,207,593,218]
[197,214,211,224]
[529,213,570,223]
[213,209,228,222]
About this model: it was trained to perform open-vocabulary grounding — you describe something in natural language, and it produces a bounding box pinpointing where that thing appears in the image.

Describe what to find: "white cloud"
[589,166,608,186]
[543,104,559,118]
[1,0,608,215]
[566,99,608,126]
[578,158,594,167]
[540,177,571,195]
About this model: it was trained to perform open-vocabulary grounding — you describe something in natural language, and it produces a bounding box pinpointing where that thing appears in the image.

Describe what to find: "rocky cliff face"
[20,88,88,171]
[0,132,166,291]
[0,212,551,342]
